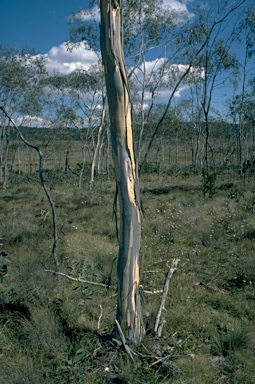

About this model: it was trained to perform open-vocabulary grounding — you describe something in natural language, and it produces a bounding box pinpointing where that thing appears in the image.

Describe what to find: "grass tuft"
[1,170,255,382]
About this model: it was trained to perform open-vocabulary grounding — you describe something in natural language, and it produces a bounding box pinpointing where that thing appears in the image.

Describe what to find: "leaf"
[73,348,85,363]
[0,264,7,275]
[74,353,84,364]
[75,348,85,354]
[65,357,73,366]
[78,367,84,374]
[73,355,84,364]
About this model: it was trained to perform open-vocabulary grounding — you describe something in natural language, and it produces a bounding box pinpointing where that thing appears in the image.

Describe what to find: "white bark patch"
[112,8,117,30]
[123,227,132,327]
[124,159,140,223]
[131,258,139,315]
[125,158,136,203]
[125,91,133,153]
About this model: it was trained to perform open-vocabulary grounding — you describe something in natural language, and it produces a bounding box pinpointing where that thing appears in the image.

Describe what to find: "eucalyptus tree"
[66,67,106,188]
[45,67,106,187]
[0,46,61,269]
[68,0,246,344]
[244,77,255,154]
[100,0,144,345]
[228,91,255,176]
[176,92,204,170]
[69,0,192,166]
[121,0,189,162]
[0,45,46,188]
[228,6,255,174]
[0,45,46,117]
[140,0,245,172]
[201,41,238,177]
[245,93,255,159]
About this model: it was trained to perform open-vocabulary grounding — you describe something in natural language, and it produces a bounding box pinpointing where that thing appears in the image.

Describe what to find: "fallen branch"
[44,269,164,294]
[98,304,103,330]
[137,344,179,377]
[143,289,163,295]
[154,258,180,337]
[44,269,115,289]
[150,353,174,367]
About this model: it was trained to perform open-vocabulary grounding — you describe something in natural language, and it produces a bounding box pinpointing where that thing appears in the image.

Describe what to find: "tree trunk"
[78,144,87,189]
[90,97,106,189]
[100,0,144,345]
[105,123,110,178]
[2,130,9,191]
[175,128,179,171]
[65,143,71,173]
[0,123,6,184]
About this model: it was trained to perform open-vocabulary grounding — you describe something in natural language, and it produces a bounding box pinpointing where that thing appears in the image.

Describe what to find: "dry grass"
[1,167,255,383]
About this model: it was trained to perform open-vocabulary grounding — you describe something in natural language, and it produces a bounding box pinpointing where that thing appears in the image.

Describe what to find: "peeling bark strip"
[100,0,144,344]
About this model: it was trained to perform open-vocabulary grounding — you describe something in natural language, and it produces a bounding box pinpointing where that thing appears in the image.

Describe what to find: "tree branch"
[154,258,180,337]
[43,269,115,289]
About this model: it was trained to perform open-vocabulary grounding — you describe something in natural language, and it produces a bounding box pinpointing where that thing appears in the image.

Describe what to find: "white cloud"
[163,0,187,12]
[133,58,187,89]
[74,1,193,24]
[75,6,100,22]
[44,43,98,74]
[163,0,190,13]
[132,58,167,84]
[16,115,51,128]
[132,59,203,106]
[139,85,187,105]
[163,0,195,22]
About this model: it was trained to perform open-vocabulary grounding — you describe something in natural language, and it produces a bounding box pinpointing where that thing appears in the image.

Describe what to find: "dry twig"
[154,258,180,337]
[98,304,103,330]
[114,319,137,361]
[44,269,115,289]
[143,289,163,295]
[44,269,165,295]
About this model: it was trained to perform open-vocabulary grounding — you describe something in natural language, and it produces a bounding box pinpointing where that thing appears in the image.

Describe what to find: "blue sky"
[0,0,89,53]
[1,0,254,120]
[0,0,193,72]
[0,0,196,80]
[0,0,100,75]
[0,0,191,55]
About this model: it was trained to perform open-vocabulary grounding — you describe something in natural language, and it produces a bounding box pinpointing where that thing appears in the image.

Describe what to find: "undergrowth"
[1,170,255,383]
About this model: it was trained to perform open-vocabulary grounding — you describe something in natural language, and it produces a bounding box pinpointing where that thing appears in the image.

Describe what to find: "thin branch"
[43,269,116,288]
[114,319,137,361]
[143,289,163,295]
[98,304,103,330]
[44,269,163,294]
[154,258,180,337]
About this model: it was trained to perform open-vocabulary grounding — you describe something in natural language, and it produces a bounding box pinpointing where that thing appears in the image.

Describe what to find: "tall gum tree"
[100,0,144,345]
[0,45,46,188]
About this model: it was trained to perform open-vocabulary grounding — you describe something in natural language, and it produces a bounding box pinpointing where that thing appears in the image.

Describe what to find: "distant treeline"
[8,127,88,142]
[7,120,241,143]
